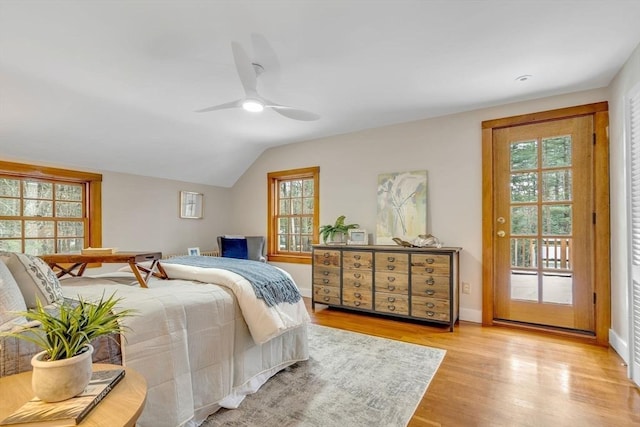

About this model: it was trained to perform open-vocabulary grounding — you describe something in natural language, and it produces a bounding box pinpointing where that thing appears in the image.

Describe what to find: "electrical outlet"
[462,282,471,295]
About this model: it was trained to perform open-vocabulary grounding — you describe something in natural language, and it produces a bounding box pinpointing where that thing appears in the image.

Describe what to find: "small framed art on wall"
[180,191,204,219]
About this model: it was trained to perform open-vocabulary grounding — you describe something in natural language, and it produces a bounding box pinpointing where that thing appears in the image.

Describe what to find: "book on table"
[0,368,125,426]
[80,247,117,255]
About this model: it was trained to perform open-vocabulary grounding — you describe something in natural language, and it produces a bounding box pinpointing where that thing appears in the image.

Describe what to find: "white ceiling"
[2,0,640,187]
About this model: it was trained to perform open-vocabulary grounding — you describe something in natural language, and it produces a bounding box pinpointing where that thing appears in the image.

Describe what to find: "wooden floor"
[306,299,640,427]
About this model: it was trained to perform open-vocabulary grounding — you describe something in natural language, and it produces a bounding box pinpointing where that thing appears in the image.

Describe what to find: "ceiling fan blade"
[231,41,257,95]
[251,33,280,83]
[269,105,320,121]
[195,99,243,113]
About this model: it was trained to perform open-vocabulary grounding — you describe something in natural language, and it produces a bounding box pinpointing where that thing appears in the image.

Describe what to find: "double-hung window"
[267,167,319,264]
[0,161,102,255]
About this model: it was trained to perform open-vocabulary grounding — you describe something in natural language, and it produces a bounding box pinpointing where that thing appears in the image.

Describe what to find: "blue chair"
[217,236,266,262]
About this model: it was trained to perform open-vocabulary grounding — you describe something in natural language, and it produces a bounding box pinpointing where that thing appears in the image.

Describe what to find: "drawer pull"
[387,285,395,291]
[323,288,331,294]
[387,297,395,302]
[354,254,361,260]
[387,265,395,271]
[323,252,330,258]
[354,282,361,288]
[323,260,330,265]
[354,262,361,268]
[427,311,435,317]
[323,296,331,302]
[426,278,435,285]
[354,301,361,306]
[426,268,434,273]
[354,292,361,299]
[426,290,435,296]
[387,256,395,262]
[323,271,330,276]
[426,258,435,264]
[322,279,329,284]
[388,305,396,311]
[426,302,435,308]
[354,273,361,279]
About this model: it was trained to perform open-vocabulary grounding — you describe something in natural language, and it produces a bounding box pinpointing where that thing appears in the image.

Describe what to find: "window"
[0,161,102,255]
[267,167,319,264]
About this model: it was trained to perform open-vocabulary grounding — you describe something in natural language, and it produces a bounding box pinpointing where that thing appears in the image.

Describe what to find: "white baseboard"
[609,328,629,365]
[459,307,482,323]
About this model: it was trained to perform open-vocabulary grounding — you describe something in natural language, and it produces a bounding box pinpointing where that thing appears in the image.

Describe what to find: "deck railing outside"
[511,237,571,270]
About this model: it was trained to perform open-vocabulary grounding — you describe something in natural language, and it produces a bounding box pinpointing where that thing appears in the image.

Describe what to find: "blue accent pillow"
[221,238,248,259]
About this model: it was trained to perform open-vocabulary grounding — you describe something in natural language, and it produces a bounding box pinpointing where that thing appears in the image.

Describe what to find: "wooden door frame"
[481,102,610,345]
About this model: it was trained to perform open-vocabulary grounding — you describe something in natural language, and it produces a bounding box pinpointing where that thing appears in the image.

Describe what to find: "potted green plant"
[319,215,359,244]
[2,293,135,402]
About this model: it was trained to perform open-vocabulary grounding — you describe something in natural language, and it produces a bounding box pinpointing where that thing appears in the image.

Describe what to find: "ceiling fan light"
[242,99,264,112]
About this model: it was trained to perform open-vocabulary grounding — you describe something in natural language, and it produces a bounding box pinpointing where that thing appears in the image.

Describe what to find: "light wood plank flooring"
[306,299,640,426]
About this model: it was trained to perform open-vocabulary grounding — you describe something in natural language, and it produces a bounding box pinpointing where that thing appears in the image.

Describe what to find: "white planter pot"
[31,344,94,402]
[327,232,346,245]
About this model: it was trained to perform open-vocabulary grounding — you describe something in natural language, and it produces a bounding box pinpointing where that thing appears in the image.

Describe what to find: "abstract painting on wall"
[376,170,427,244]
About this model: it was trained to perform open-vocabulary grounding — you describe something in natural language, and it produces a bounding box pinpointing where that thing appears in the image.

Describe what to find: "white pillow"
[0,260,28,326]
[2,252,63,308]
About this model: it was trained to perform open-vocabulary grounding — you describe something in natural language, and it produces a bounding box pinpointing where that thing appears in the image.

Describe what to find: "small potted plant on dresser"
[319,215,359,244]
[1,293,135,402]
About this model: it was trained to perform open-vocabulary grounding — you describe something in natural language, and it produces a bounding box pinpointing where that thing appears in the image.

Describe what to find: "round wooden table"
[0,364,147,427]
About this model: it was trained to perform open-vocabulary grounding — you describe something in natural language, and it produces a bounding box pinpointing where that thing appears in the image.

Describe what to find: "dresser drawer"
[374,292,409,315]
[313,250,341,267]
[342,283,373,293]
[374,271,409,292]
[343,289,373,310]
[411,254,450,275]
[411,283,450,299]
[343,251,373,270]
[411,274,450,288]
[374,272,409,294]
[411,296,450,321]
[313,285,341,305]
[375,252,409,273]
[343,270,373,289]
[313,266,341,286]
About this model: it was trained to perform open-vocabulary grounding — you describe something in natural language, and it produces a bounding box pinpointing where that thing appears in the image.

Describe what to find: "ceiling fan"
[196,38,320,121]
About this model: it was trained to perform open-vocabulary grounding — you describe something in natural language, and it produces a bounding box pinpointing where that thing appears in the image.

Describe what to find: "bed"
[1,253,310,427]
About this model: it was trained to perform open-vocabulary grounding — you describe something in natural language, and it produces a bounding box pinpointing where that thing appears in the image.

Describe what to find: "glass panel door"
[494,116,594,331]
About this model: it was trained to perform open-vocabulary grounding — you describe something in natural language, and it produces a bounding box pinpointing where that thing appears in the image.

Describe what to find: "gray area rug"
[201,324,446,427]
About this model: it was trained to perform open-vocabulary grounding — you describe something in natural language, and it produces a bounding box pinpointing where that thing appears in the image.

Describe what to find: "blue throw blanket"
[162,256,301,307]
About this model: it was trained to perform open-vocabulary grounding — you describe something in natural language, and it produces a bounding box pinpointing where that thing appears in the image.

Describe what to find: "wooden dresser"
[312,245,461,331]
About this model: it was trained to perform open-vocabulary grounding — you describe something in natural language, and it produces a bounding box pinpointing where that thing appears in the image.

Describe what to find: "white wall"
[607,41,640,361]
[96,171,231,273]
[230,87,608,322]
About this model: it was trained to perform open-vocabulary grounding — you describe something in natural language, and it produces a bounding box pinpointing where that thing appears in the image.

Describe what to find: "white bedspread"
[158,262,310,344]
[61,277,309,427]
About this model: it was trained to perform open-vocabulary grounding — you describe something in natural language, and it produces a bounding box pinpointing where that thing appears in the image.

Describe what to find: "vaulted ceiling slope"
[2,0,640,187]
